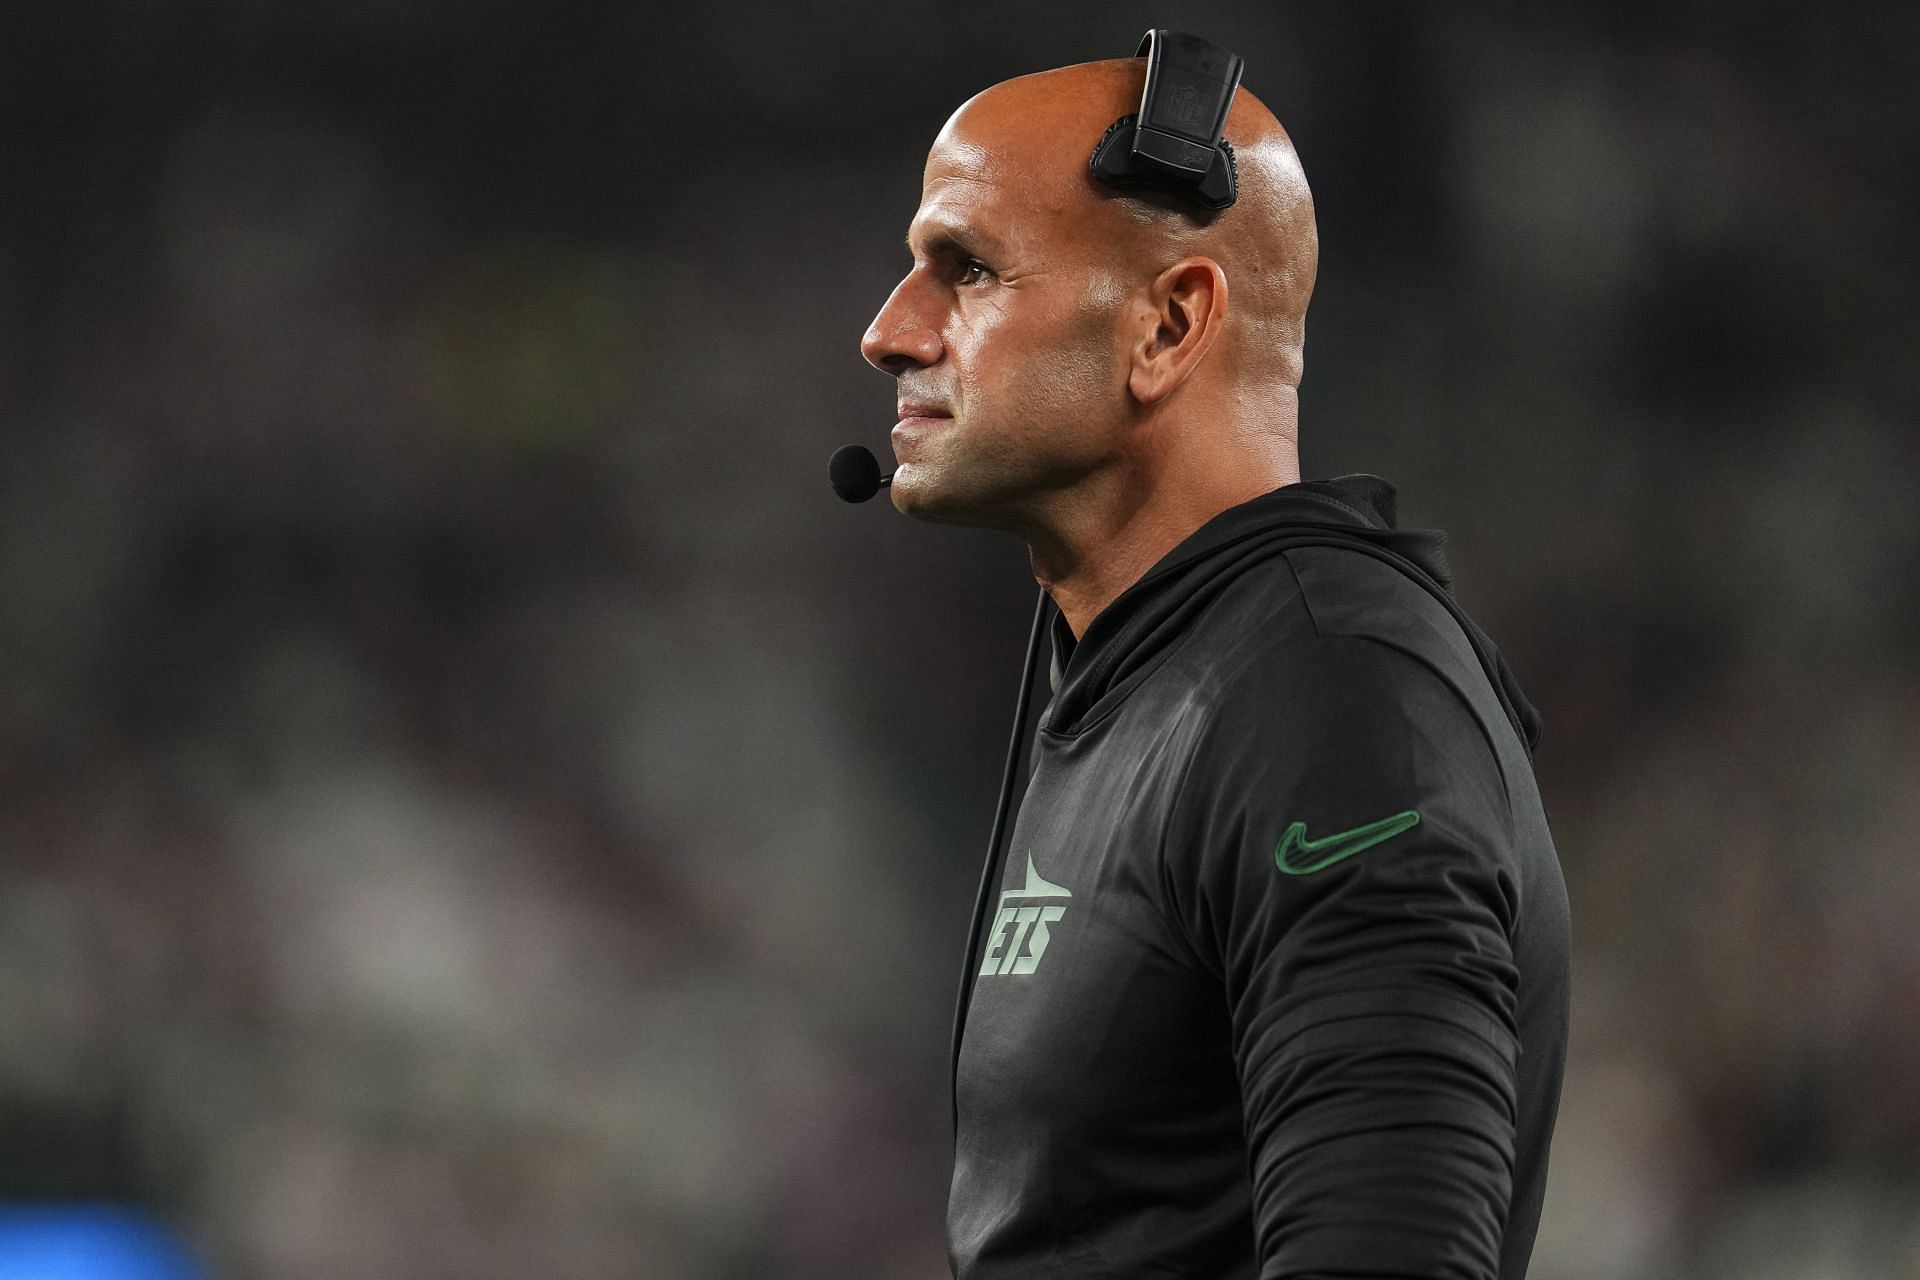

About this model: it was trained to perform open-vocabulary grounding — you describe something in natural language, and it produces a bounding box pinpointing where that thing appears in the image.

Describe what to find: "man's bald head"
[861,53,1315,546]
[933,59,1318,388]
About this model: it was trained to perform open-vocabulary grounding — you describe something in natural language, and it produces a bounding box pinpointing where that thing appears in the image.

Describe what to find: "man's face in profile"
[860,111,1135,528]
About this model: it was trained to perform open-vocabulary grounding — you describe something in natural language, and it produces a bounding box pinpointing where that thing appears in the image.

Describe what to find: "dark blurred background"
[2,0,1917,1276]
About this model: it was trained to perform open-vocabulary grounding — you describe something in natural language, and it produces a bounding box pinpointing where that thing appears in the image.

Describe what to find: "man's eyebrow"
[908,223,1004,261]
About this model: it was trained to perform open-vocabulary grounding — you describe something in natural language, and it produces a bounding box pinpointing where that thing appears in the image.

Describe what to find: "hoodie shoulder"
[1281,543,1526,767]
[1284,545,1478,678]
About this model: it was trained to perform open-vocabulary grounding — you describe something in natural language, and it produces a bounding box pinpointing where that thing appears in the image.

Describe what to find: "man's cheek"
[957,300,1019,362]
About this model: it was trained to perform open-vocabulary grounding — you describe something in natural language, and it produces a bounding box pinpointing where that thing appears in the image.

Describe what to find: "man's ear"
[1127,257,1229,406]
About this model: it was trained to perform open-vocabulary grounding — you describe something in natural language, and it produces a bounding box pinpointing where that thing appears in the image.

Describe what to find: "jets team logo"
[979,851,1071,977]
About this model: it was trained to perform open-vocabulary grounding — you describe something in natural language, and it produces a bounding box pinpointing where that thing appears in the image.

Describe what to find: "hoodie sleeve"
[1163,631,1522,1280]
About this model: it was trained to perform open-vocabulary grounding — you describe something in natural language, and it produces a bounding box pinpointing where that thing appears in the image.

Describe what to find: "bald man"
[861,42,1569,1280]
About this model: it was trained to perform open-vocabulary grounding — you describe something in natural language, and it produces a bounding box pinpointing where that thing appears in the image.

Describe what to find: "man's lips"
[891,405,952,461]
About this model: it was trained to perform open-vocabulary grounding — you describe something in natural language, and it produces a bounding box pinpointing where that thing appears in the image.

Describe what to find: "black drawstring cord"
[951,586,1051,1134]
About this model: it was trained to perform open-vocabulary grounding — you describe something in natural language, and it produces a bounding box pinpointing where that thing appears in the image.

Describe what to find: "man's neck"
[1028,439,1300,640]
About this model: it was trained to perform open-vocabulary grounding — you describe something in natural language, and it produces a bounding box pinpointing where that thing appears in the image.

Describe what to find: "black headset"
[1088,29,1245,213]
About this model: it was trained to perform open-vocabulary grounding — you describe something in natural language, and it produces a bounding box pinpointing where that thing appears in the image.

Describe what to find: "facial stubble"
[892,286,1128,530]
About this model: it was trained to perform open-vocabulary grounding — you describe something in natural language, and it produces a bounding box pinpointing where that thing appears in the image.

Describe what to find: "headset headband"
[1088,29,1245,213]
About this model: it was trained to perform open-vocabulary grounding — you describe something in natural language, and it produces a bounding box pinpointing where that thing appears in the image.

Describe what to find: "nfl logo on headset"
[1166,80,1208,128]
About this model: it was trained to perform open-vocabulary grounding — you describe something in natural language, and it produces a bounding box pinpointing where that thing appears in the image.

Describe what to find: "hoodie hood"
[1043,473,1541,748]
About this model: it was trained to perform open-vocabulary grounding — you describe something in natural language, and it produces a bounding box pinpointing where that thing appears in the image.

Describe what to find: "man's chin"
[888,463,1011,529]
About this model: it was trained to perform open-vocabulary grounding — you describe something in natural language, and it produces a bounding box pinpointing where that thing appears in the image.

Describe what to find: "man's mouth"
[891,404,953,463]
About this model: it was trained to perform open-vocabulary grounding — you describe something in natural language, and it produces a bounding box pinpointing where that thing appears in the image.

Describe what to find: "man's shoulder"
[1157,541,1512,764]
[1279,542,1483,682]
[1165,539,1472,697]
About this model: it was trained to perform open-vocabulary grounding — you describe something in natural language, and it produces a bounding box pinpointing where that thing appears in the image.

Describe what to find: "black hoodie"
[948,475,1571,1280]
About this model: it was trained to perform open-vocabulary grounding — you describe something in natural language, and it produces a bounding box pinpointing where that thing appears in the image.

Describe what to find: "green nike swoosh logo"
[1274,809,1421,875]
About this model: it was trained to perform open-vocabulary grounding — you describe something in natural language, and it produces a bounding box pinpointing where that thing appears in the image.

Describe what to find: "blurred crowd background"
[2,1,1916,1276]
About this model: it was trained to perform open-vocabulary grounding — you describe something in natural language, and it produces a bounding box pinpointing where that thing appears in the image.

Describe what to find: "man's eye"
[958,258,995,285]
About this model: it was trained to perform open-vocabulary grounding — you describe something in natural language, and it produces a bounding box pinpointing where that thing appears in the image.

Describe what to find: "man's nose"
[860,280,943,375]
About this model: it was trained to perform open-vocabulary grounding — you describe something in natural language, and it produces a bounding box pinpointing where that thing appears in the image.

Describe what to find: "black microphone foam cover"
[829,444,884,503]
